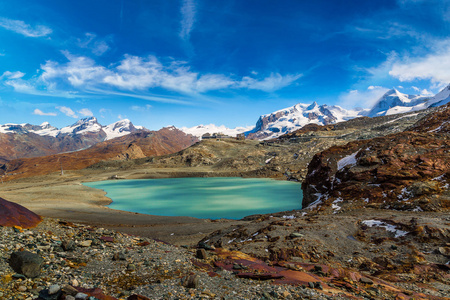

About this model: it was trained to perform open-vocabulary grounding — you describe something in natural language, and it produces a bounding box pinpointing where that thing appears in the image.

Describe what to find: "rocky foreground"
[1,217,361,300]
[1,206,449,300]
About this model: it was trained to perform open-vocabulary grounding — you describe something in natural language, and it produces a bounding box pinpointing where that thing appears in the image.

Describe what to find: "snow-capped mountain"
[246,102,365,140]
[180,124,253,139]
[427,84,450,107]
[366,89,429,117]
[0,117,144,140]
[0,118,148,163]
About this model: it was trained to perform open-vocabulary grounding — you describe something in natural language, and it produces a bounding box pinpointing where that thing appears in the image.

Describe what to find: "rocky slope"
[0,118,144,164]
[1,127,198,181]
[301,104,450,212]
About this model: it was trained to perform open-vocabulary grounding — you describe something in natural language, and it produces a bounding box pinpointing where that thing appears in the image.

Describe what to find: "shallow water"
[83,177,302,219]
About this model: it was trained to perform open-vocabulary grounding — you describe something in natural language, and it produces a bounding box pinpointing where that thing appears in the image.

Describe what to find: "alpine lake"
[83,177,302,220]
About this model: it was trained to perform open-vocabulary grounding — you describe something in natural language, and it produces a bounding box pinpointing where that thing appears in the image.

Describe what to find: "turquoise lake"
[83,177,302,219]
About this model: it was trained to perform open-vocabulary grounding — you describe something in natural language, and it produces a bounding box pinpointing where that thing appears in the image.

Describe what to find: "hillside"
[1,127,197,181]
[0,118,144,164]
[301,103,450,212]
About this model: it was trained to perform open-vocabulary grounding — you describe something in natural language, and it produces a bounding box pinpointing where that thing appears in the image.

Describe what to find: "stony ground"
[2,218,354,300]
[1,208,449,300]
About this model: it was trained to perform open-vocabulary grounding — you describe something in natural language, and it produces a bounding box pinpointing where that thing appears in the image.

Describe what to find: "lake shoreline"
[82,177,302,220]
[0,168,300,245]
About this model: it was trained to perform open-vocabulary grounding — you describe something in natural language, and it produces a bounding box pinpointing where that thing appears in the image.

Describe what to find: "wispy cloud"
[1,71,25,79]
[339,86,389,109]
[179,0,196,41]
[78,108,93,117]
[57,106,78,118]
[33,108,57,116]
[389,41,450,88]
[0,17,52,37]
[131,104,152,111]
[38,53,301,95]
[239,73,302,92]
[77,33,110,56]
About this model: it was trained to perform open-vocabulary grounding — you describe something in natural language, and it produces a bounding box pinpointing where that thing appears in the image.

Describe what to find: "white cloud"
[389,45,450,86]
[99,108,111,118]
[412,86,420,92]
[420,89,433,96]
[0,17,52,37]
[7,53,301,99]
[77,33,110,56]
[339,86,389,109]
[33,108,57,116]
[78,108,93,117]
[1,71,25,79]
[57,106,78,118]
[41,51,108,87]
[239,73,302,92]
[131,104,152,111]
[179,0,196,41]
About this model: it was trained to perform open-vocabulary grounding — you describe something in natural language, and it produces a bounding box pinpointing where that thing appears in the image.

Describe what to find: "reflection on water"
[83,177,302,219]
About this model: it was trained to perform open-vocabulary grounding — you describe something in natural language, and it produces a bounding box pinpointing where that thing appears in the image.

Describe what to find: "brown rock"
[0,197,42,228]
[196,249,207,260]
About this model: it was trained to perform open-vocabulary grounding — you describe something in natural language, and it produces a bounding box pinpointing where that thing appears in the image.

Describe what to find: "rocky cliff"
[301,104,450,212]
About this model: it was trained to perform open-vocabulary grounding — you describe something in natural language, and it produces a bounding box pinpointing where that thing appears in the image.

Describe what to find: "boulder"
[9,251,44,278]
[0,197,42,228]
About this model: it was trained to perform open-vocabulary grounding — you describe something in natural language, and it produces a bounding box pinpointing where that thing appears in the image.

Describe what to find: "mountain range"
[0,117,148,164]
[182,83,450,140]
[1,83,449,165]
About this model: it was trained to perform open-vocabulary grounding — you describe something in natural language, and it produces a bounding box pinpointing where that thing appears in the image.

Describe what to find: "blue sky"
[0,0,450,130]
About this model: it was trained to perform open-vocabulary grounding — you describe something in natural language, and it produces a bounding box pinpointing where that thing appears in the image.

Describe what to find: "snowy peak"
[0,122,59,137]
[247,102,363,140]
[427,84,450,107]
[103,119,140,140]
[60,117,102,135]
[0,118,146,141]
[180,124,253,139]
[306,101,319,111]
[367,89,429,117]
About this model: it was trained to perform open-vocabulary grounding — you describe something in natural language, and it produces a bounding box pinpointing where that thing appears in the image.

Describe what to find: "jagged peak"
[306,101,319,110]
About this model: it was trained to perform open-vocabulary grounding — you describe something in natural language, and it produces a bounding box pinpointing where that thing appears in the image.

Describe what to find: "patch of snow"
[282,215,296,219]
[265,157,273,164]
[337,151,359,171]
[362,220,408,238]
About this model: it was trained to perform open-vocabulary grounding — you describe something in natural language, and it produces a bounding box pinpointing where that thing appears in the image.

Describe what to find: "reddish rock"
[302,116,450,210]
[0,197,42,228]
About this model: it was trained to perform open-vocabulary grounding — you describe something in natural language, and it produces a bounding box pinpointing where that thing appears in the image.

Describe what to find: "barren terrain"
[1,107,449,299]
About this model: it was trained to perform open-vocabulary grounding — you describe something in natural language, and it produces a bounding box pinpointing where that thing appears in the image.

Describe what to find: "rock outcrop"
[302,104,450,211]
[0,197,42,228]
